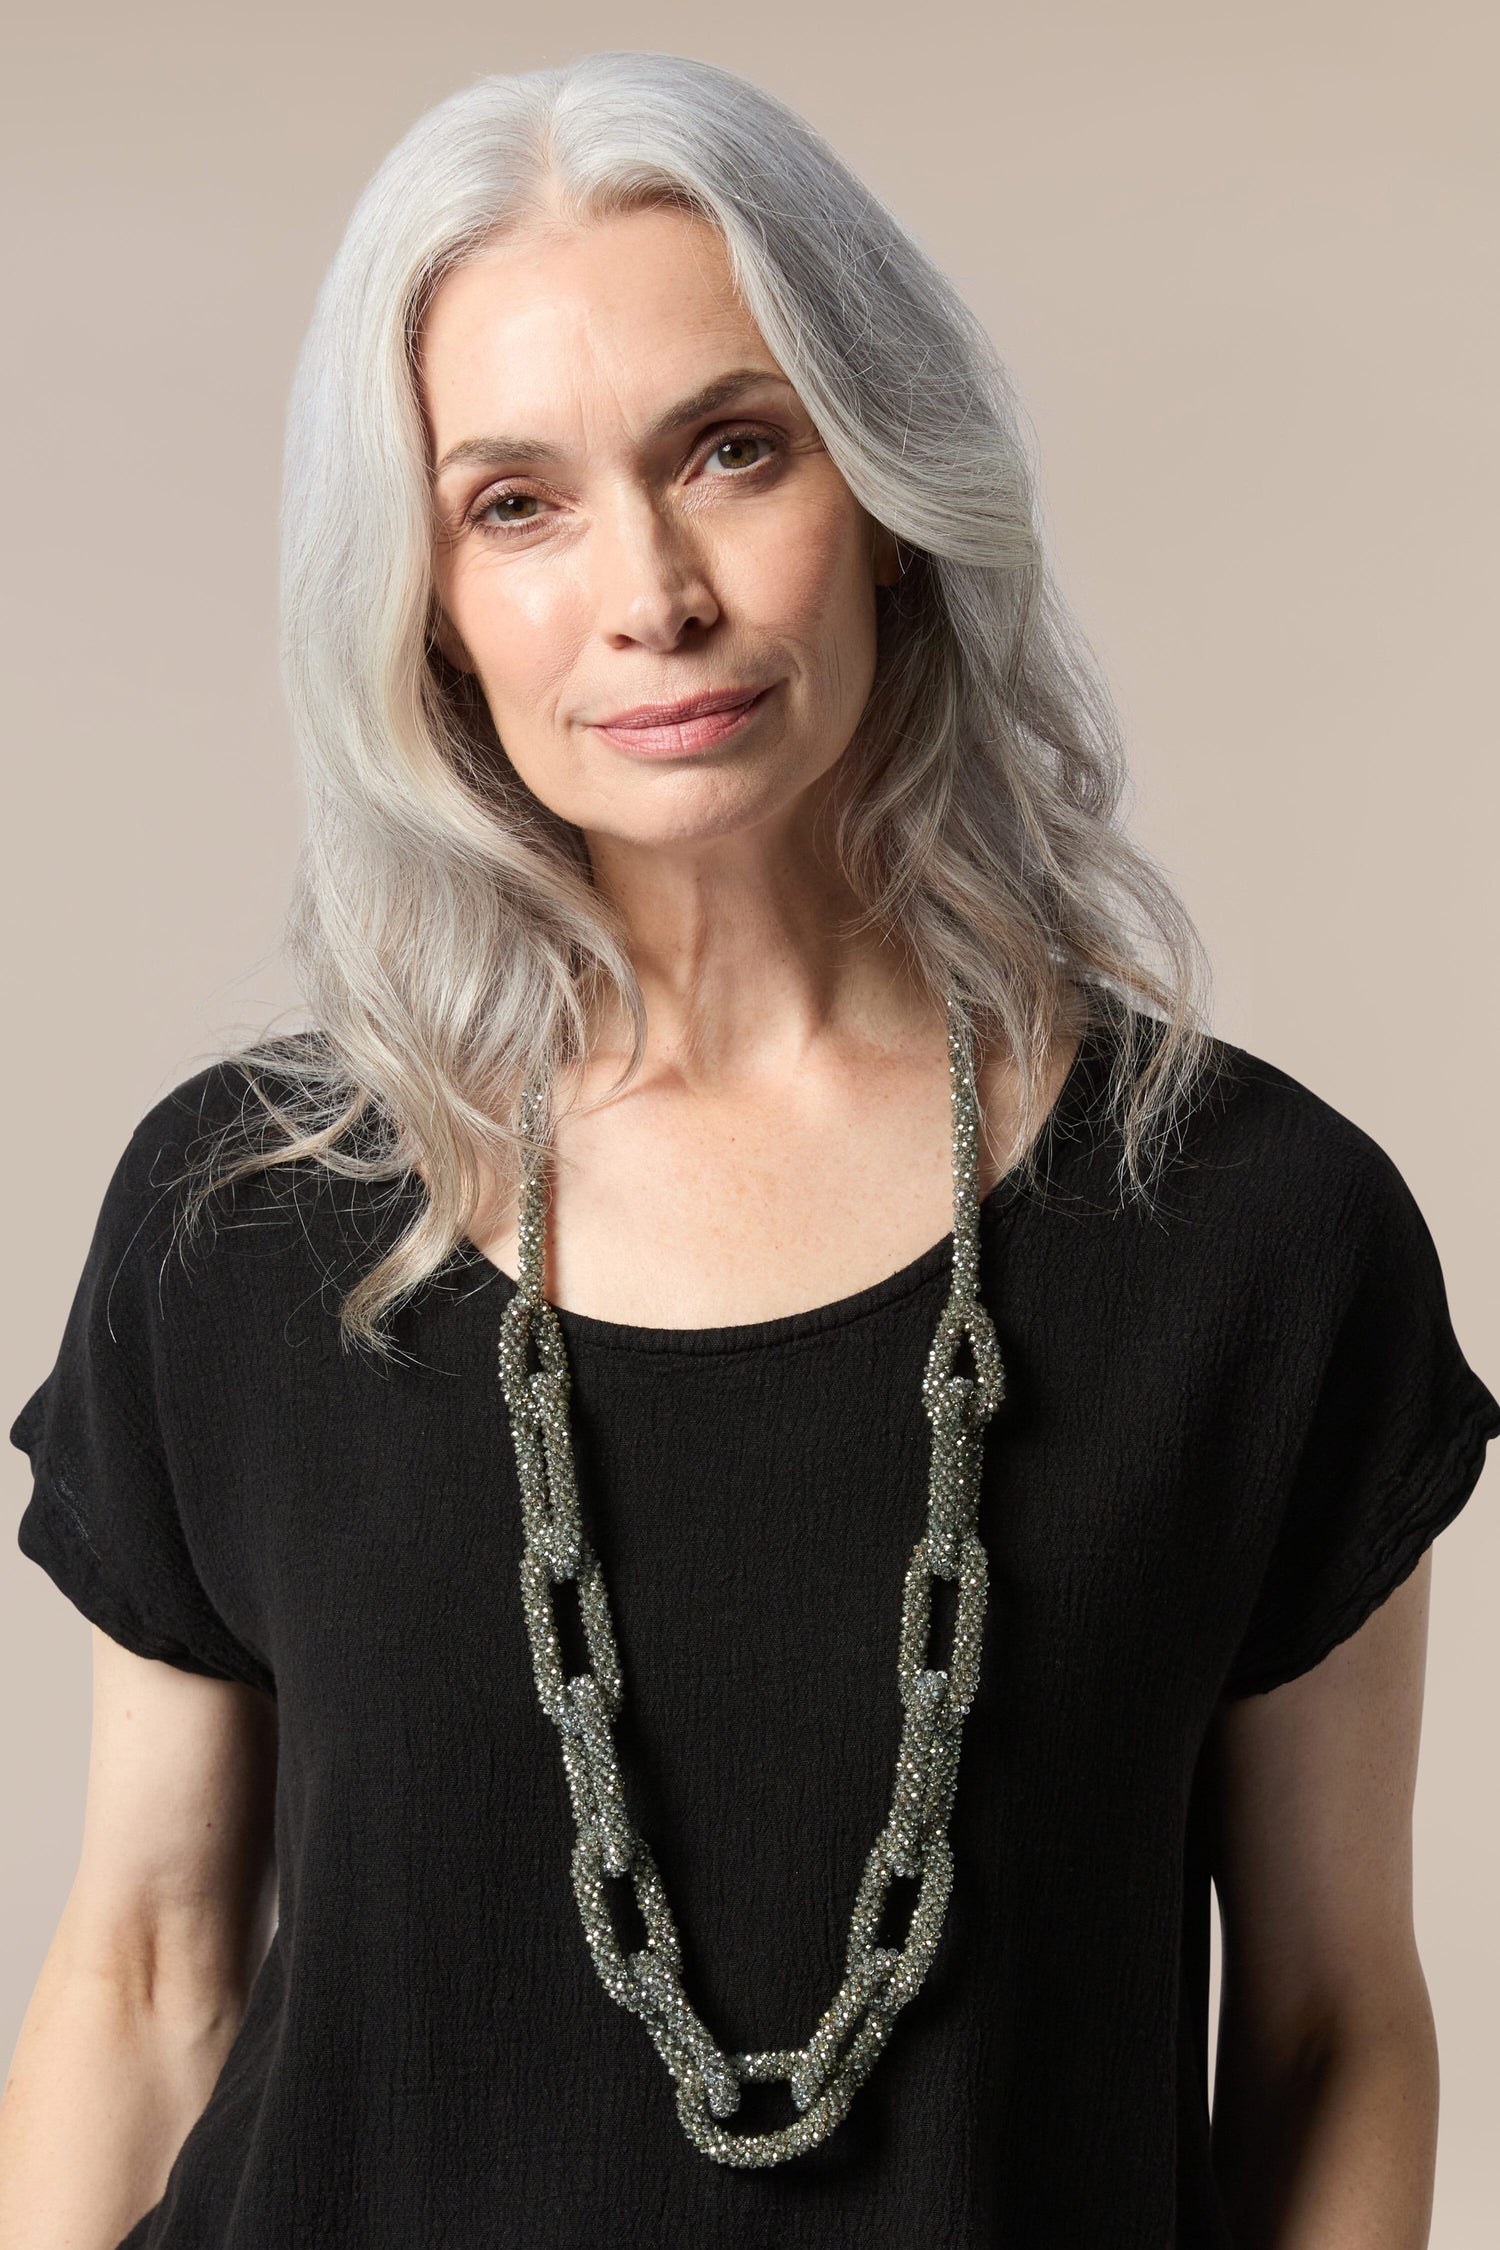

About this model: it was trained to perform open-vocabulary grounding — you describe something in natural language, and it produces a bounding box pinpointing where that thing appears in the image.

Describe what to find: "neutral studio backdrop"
[3,3,1496,2237]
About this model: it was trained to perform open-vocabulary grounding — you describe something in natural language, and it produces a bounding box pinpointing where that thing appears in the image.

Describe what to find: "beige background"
[3,2,1495,2236]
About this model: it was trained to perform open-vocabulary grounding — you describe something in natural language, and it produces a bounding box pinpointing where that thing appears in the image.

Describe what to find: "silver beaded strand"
[495,994,1005,2167]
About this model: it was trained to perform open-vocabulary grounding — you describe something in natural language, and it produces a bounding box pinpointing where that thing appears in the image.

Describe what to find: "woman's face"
[420,203,898,851]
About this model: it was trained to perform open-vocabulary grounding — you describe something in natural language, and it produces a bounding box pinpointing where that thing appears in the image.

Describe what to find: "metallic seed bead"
[494,994,1006,2166]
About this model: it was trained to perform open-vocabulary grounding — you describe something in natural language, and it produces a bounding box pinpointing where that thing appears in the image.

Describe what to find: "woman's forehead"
[419,213,784,468]
[422,205,748,364]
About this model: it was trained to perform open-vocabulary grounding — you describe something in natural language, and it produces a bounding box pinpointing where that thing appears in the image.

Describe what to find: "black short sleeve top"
[10,1012,1498,2248]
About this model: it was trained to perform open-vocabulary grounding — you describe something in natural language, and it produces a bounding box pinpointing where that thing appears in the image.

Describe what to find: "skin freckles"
[418,201,900,854]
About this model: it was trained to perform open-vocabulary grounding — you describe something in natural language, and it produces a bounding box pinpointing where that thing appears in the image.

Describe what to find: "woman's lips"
[591,685,775,758]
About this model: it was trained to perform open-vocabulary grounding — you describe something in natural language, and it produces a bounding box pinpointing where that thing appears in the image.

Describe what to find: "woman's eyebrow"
[431,367,795,482]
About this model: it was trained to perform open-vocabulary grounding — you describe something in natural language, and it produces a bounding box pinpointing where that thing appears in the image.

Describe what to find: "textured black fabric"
[11,1011,1498,2249]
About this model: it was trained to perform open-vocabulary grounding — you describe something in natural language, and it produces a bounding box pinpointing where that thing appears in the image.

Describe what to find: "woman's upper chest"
[463,1029,1076,1328]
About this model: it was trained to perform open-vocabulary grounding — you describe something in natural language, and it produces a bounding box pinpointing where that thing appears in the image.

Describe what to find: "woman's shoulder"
[1183,1023,1390,1167]
[90,1034,357,1279]
[1127,1012,1443,1281]
[123,1036,320,1178]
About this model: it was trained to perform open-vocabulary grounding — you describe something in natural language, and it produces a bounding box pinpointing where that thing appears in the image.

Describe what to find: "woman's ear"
[428,604,475,675]
[871,523,903,588]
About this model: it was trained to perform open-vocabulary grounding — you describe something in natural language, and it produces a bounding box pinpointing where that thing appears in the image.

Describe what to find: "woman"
[3,49,1495,2250]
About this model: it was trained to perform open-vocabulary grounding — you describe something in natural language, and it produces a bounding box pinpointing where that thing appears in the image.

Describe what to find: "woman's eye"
[470,490,545,533]
[706,429,777,474]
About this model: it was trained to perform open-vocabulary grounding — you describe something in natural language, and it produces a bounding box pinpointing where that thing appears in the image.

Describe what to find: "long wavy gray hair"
[171,48,1217,1358]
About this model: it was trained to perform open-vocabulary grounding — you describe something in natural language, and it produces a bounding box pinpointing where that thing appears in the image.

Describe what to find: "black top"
[10,1010,1498,2249]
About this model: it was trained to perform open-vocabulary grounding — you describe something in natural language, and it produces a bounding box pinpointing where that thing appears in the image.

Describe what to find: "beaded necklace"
[495,995,1005,2166]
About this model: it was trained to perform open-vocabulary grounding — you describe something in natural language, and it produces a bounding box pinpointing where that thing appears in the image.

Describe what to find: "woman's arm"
[1206,1549,1439,2250]
[0,1629,278,2250]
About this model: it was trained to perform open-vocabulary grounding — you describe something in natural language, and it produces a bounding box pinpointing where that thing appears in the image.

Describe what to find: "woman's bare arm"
[1207,1548,1438,2250]
[0,1628,277,2250]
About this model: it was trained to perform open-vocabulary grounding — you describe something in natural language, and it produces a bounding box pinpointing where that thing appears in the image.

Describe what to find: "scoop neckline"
[444,1012,1116,1358]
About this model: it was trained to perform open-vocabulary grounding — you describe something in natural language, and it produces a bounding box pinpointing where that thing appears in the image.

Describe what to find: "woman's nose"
[590,493,721,647]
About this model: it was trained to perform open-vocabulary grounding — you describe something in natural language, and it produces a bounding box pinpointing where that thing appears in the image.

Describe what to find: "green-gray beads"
[495,994,1005,2167]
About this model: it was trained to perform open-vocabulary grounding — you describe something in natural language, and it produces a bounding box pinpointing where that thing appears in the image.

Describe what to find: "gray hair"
[172,48,1218,1357]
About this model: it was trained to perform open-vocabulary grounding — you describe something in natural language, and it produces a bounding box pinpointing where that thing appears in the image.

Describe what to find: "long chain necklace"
[494,994,1006,2167]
